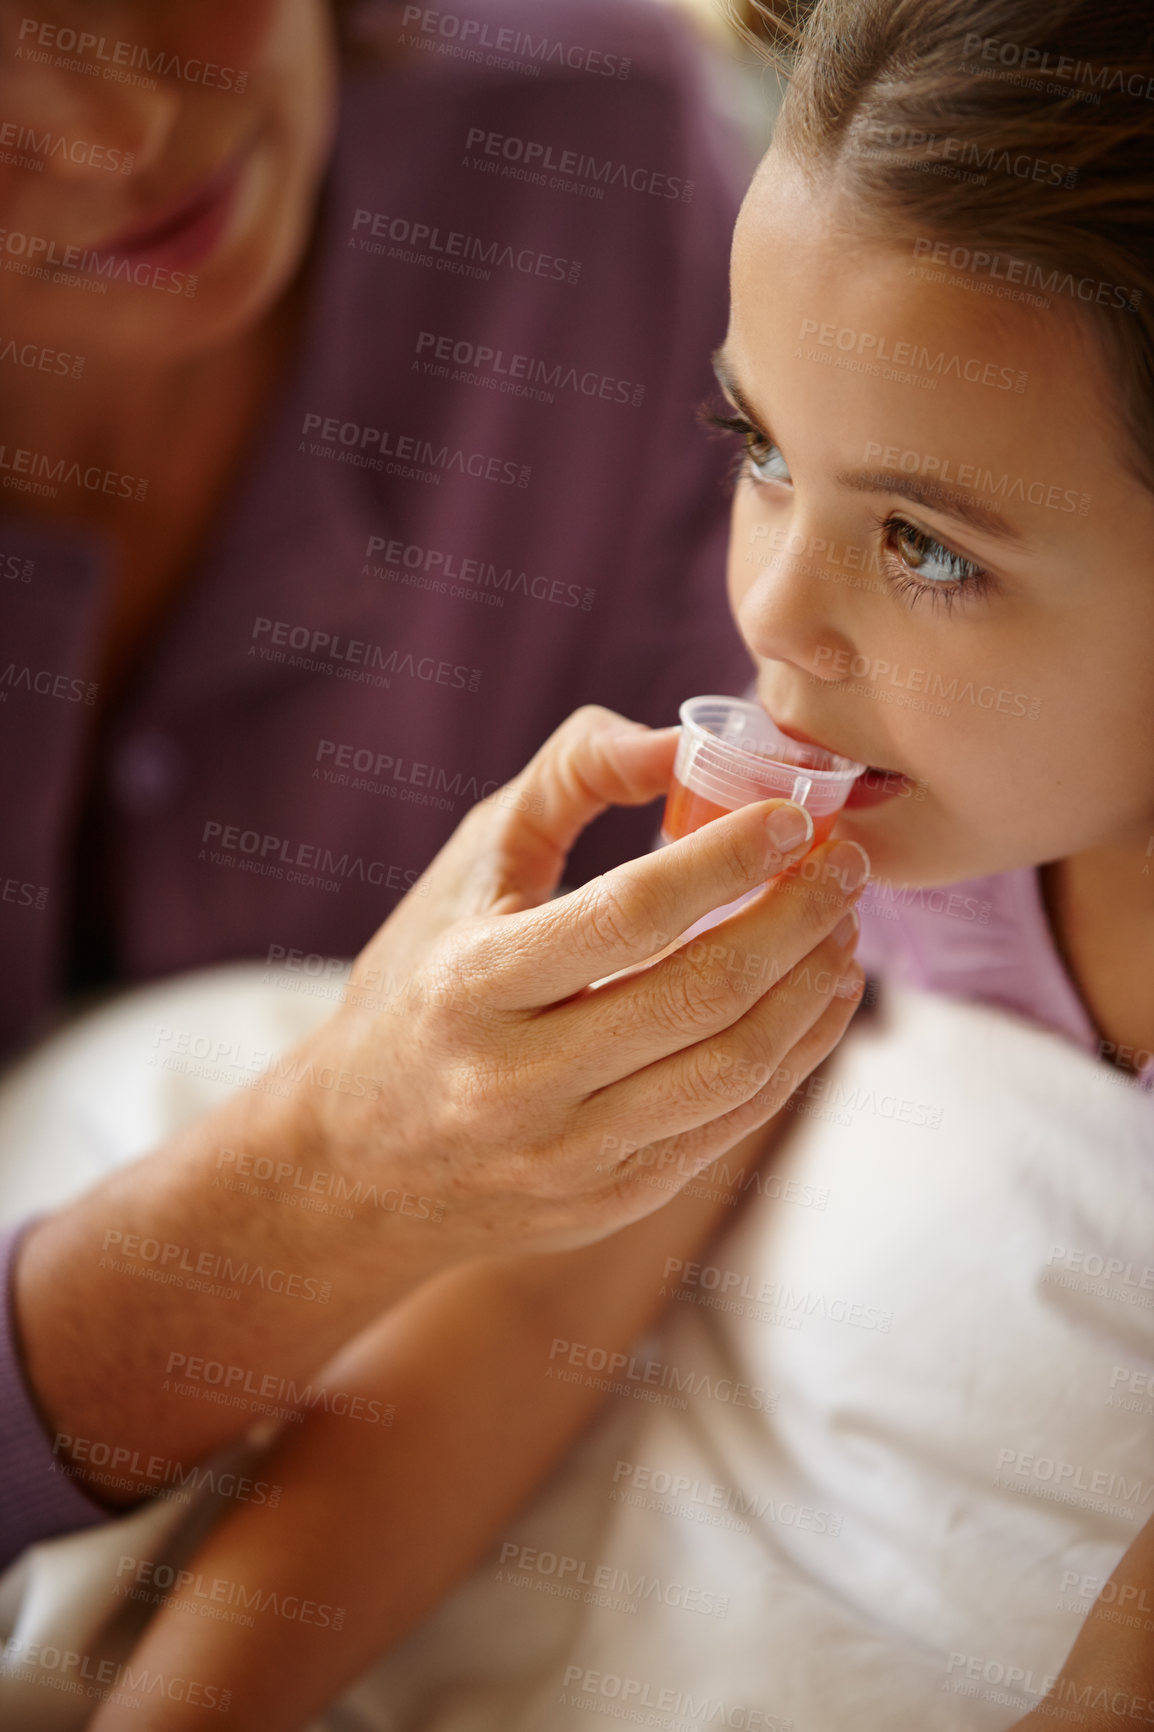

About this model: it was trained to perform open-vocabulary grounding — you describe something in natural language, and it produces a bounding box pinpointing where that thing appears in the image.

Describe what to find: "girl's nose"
[737,539,858,684]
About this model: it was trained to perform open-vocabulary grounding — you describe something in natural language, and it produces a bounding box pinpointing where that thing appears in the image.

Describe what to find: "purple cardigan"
[0,0,756,1568]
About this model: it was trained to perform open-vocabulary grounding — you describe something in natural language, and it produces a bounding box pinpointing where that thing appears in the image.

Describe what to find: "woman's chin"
[37,182,307,369]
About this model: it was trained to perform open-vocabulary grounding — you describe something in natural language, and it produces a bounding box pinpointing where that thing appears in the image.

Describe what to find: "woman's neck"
[1,273,308,716]
[0,294,298,530]
[1041,841,1154,1073]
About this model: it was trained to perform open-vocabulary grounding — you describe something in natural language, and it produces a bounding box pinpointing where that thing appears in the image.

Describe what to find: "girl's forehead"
[736,156,1018,343]
[729,154,1118,449]
[722,168,1154,555]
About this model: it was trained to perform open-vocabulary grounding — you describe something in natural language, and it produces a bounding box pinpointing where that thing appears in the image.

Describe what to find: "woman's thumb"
[469,705,680,912]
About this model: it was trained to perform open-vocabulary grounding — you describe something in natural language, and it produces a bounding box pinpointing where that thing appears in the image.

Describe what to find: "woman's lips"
[92,147,249,272]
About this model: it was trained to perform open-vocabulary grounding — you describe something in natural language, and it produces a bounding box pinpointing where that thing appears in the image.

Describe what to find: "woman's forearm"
[12,1064,463,1503]
[85,1127,776,1732]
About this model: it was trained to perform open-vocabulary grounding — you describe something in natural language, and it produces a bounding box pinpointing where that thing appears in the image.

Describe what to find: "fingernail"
[833,908,859,947]
[765,802,814,854]
[834,967,865,1001]
[826,839,871,892]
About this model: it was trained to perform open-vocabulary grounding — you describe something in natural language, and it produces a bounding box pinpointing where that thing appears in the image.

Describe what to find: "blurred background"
[657,0,785,152]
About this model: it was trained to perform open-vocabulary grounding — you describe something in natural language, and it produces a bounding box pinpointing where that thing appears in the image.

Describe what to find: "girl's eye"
[700,400,993,613]
[749,438,791,484]
[702,409,791,485]
[886,518,980,583]
[880,515,991,611]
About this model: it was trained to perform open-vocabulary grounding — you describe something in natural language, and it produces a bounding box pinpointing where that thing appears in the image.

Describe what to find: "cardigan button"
[110,730,187,814]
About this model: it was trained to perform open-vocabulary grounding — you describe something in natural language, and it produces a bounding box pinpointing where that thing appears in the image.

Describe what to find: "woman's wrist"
[11,1073,464,1500]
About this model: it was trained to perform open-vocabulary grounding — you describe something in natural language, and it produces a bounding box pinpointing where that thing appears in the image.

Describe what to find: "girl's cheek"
[727,489,758,621]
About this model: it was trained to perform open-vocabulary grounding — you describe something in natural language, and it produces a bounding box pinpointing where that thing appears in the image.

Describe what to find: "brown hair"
[738,0,1154,489]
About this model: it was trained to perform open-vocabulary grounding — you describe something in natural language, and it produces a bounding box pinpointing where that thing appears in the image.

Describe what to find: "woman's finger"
[467,795,829,1009]
[442,704,683,916]
[573,923,862,1160]
[538,835,868,1086]
[355,705,681,965]
[604,967,866,1221]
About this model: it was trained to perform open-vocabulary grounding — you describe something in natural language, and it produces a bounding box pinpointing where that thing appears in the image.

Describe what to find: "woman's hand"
[298,704,868,1262]
[13,705,865,1493]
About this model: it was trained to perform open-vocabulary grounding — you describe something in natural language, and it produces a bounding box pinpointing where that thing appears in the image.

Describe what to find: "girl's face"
[0,0,337,358]
[723,149,1154,888]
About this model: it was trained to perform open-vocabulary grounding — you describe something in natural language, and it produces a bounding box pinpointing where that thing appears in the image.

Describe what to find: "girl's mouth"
[843,767,913,807]
[771,717,912,806]
[91,144,251,273]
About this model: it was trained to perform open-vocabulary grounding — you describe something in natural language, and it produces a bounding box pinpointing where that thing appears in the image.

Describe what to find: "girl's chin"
[828,807,978,891]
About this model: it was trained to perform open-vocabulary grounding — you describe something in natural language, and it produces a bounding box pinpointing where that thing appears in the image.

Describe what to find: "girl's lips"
[769,715,911,805]
[92,146,249,272]
[772,718,834,754]
[844,767,912,807]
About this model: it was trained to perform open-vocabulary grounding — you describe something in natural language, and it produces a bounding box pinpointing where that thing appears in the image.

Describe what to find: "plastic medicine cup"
[661,696,865,845]
[659,695,866,945]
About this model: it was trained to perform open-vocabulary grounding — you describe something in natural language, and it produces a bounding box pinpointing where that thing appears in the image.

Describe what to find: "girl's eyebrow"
[710,348,760,424]
[835,468,1023,544]
[710,346,1026,546]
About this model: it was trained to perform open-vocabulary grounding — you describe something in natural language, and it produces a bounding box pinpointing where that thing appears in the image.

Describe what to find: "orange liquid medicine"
[662,777,840,848]
[659,696,864,851]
